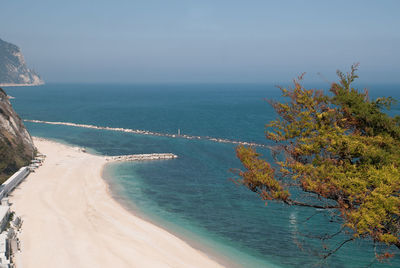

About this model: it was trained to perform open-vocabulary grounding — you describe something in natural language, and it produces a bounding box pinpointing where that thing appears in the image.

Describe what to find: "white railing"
[0,167,30,200]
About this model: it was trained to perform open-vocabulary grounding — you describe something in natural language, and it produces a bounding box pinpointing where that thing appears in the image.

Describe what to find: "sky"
[1,0,399,84]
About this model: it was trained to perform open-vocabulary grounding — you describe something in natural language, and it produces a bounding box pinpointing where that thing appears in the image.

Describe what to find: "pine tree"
[235,65,400,259]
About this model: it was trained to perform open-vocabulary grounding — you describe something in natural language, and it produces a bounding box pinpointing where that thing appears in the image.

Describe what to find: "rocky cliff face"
[0,88,35,182]
[0,38,44,86]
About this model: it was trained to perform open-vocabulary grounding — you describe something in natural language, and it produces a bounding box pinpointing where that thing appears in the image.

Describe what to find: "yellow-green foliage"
[236,65,400,257]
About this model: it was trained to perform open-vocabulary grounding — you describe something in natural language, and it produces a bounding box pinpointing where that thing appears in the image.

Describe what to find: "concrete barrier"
[0,167,30,200]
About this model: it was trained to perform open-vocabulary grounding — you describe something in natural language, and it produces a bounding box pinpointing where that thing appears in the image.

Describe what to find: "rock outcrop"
[0,88,35,182]
[0,38,44,86]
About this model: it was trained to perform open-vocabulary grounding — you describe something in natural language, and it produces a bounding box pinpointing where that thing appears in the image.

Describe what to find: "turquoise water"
[5,83,400,267]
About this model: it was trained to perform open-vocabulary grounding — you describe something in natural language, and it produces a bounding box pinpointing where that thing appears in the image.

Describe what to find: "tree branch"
[288,199,339,209]
[300,210,323,223]
[323,238,354,259]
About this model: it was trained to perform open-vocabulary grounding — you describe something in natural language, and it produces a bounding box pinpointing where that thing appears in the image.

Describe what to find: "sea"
[5,83,400,267]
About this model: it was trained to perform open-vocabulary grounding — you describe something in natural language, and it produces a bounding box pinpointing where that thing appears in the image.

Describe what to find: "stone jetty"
[24,119,268,148]
[106,153,178,162]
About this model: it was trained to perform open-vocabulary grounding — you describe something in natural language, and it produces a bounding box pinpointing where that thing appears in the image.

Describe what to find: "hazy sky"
[1,0,399,83]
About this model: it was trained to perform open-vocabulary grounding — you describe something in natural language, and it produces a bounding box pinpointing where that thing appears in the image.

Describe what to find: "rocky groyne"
[24,119,268,148]
[106,153,178,162]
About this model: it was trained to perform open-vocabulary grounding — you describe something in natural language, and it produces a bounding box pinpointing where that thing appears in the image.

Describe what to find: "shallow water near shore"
[5,83,400,267]
[102,161,274,268]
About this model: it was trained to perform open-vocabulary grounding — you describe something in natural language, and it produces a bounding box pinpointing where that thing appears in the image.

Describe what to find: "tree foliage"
[235,65,400,258]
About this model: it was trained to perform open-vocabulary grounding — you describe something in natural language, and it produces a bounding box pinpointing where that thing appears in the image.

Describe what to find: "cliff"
[0,38,44,86]
[0,88,35,182]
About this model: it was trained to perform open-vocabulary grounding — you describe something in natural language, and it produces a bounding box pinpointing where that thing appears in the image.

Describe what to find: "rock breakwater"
[24,119,268,148]
[106,153,178,162]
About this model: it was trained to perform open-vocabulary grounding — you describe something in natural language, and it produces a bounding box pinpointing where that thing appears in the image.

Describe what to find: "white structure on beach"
[0,233,9,268]
[0,167,30,200]
[0,207,9,235]
[0,203,11,267]
[0,165,33,268]
[0,156,43,267]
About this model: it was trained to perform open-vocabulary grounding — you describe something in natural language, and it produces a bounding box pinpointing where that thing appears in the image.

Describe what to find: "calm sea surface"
[5,83,400,267]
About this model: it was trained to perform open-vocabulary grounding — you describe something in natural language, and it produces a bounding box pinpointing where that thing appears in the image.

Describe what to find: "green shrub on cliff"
[0,88,35,183]
[0,138,31,183]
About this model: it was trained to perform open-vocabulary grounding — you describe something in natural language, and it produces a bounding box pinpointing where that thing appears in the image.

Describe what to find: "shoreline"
[102,162,245,268]
[9,137,226,268]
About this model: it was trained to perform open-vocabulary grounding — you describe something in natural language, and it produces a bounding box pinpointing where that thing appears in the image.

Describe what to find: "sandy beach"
[9,138,224,268]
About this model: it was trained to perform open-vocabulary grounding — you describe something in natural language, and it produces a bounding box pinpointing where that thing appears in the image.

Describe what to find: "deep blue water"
[5,83,400,267]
